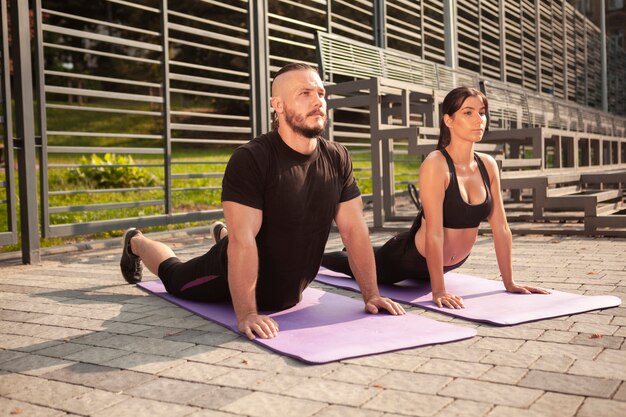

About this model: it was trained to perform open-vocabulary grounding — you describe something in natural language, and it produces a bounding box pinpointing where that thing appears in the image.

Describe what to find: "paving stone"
[476,326,544,340]
[577,398,626,417]
[188,385,252,410]
[418,358,492,378]
[210,368,306,393]
[439,379,542,407]
[43,362,155,392]
[344,352,428,371]
[0,372,45,396]
[480,351,539,368]
[418,345,490,362]
[529,354,574,372]
[529,392,584,416]
[0,353,74,376]
[102,352,185,374]
[54,390,130,415]
[90,396,199,417]
[569,322,619,335]
[363,389,453,416]
[8,378,93,407]
[172,345,239,364]
[373,371,452,395]
[519,370,619,398]
[432,399,493,417]
[472,337,524,351]
[64,346,130,364]
[485,405,547,417]
[222,391,326,417]
[568,358,626,380]
[537,330,577,343]
[0,397,68,417]
[312,405,383,417]
[516,340,602,360]
[613,383,626,401]
[289,378,379,406]
[157,361,231,383]
[479,365,528,384]
[124,377,214,404]
[326,364,389,385]
[0,349,28,364]
[569,333,624,349]
[31,342,90,358]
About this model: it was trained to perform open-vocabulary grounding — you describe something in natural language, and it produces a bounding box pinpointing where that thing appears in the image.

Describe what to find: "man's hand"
[365,295,406,315]
[433,291,464,309]
[505,283,550,295]
[238,313,279,340]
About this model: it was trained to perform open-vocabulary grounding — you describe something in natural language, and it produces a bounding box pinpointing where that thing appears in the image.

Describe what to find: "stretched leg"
[128,232,174,275]
[321,250,354,277]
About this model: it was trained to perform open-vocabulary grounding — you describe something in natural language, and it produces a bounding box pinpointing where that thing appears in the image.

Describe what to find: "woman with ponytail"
[322,86,548,308]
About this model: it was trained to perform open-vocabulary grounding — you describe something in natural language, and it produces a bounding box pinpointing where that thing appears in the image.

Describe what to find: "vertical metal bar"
[374,0,386,48]
[443,0,457,69]
[160,0,172,216]
[562,1,568,101]
[499,0,506,81]
[599,0,608,112]
[0,0,17,243]
[33,0,49,238]
[535,0,541,93]
[249,0,269,138]
[11,0,40,263]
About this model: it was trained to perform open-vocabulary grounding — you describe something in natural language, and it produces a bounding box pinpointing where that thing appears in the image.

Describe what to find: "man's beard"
[284,107,326,138]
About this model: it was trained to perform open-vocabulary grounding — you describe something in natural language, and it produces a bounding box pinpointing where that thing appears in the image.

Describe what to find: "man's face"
[276,70,327,138]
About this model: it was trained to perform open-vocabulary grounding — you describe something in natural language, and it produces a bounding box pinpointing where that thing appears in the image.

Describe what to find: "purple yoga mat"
[138,280,476,364]
[316,268,622,326]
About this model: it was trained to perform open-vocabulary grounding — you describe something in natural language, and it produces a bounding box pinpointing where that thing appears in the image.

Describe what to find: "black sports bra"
[416,148,492,230]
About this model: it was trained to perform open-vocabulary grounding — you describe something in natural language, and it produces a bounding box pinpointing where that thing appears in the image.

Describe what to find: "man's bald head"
[271,63,320,130]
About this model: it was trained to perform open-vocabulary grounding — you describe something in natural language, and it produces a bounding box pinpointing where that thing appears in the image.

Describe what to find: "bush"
[67,153,158,189]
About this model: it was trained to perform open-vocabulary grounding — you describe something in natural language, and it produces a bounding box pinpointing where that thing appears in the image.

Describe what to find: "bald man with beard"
[119,63,405,340]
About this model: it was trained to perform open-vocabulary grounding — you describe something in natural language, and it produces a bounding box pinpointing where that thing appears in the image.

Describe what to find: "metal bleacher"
[316,31,626,235]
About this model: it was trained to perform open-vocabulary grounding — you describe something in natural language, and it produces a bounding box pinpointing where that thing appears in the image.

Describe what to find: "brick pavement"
[0,224,625,416]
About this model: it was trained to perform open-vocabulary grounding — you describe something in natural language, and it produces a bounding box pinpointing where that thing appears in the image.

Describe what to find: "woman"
[322,86,548,309]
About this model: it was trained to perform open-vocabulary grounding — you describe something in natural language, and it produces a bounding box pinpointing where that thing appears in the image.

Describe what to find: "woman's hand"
[505,283,550,295]
[432,291,465,309]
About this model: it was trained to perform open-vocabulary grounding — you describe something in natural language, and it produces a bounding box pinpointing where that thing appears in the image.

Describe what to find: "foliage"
[66,153,158,189]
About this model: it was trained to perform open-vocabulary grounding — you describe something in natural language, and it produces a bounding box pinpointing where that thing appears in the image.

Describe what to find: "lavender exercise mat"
[316,268,621,326]
[138,280,476,364]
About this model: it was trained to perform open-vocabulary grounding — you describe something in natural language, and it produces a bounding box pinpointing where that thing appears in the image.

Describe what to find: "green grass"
[1,100,423,252]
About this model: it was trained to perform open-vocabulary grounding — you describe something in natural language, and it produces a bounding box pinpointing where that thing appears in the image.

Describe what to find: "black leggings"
[157,236,232,303]
[322,216,467,285]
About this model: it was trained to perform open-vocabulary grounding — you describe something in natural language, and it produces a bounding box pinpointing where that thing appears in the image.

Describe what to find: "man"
[120,63,405,340]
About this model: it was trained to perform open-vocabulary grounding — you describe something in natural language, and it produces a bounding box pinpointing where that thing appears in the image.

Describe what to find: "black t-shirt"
[221,131,360,310]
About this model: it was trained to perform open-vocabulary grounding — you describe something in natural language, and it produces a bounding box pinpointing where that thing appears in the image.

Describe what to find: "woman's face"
[444,95,487,144]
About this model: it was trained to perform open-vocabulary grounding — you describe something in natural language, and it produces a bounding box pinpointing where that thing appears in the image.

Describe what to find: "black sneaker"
[210,221,226,244]
[120,228,143,284]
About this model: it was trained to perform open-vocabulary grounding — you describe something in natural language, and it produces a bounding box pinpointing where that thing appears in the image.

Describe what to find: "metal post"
[374,0,386,48]
[160,0,172,215]
[32,0,49,237]
[0,0,17,245]
[535,0,542,93]
[11,0,40,263]
[599,0,608,112]
[249,0,270,138]
[443,0,457,69]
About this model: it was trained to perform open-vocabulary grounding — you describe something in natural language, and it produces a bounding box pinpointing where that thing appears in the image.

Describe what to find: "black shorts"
[157,236,231,303]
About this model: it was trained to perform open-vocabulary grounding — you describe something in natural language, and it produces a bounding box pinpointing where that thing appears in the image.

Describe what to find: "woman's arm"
[481,154,549,294]
[419,153,464,308]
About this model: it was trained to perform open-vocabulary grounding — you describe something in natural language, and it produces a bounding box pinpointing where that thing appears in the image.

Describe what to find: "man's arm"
[223,201,279,339]
[334,197,405,315]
